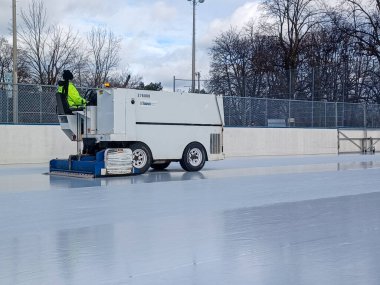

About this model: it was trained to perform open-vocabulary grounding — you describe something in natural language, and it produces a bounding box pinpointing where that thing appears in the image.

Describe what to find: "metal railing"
[1,82,380,128]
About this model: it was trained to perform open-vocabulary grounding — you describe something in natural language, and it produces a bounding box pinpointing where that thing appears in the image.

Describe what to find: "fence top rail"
[1,82,380,109]
[222,95,380,107]
[0,82,95,89]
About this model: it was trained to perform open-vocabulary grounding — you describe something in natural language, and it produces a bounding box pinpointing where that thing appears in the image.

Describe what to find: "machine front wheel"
[130,142,152,174]
[180,142,206,172]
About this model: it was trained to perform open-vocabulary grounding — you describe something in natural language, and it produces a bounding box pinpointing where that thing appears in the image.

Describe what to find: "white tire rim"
[133,149,147,168]
[188,148,202,167]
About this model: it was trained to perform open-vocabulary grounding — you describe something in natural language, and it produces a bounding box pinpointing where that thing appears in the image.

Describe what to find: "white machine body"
[59,88,225,162]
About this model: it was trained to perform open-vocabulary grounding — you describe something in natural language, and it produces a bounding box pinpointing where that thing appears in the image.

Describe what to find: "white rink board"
[224,127,338,157]
[0,125,76,164]
[1,125,379,164]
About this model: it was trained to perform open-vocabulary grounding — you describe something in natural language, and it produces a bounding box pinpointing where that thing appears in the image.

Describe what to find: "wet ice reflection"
[221,192,380,284]
[1,192,380,284]
[1,155,380,284]
[49,170,206,189]
[48,159,380,190]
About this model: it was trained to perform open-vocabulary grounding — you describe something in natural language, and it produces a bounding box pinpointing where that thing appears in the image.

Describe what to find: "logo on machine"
[138,93,150,98]
[140,100,156,107]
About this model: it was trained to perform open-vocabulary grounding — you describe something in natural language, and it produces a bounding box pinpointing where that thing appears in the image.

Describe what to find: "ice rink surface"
[1,154,380,285]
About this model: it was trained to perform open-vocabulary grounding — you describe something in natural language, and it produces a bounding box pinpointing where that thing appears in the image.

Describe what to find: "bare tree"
[262,0,321,94]
[339,0,380,65]
[16,48,31,83]
[18,0,81,84]
[244,22,287,98]
[327,0,380,102]
[87,27,121,87]
[18,0,46,84]
[0,37,12,82]
[209,27,251,97]
[209,24,289,99]
[0,37,30,83]
[71,51,90,87]
[44,25,81,84]
[108,68,143,88]
[207,0,380,104]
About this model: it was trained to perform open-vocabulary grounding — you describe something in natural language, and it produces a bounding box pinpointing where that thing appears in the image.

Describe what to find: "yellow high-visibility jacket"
[57,82,86,107]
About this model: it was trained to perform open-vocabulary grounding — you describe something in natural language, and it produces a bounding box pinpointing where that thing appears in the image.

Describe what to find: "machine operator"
[57,70,86,109]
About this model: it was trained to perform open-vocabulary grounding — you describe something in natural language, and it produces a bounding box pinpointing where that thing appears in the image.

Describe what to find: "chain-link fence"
[223,96,380,128]
[1,82,380,128]
[173,77,208,94]
[0,83,88,124]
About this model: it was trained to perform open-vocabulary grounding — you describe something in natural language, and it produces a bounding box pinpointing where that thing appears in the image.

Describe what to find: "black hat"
[62,70,73,80]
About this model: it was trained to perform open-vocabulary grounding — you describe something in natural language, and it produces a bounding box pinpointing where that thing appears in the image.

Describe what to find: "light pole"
[12,0,18,123]
[187,0,204,93]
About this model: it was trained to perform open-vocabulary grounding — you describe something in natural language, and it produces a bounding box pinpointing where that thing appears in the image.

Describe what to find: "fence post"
[335,102,338,128]
[12,84,18,123]
[173,76,176,92]
[363,102,367,128]
[0,87,2,122]
[7,88,9,123]
[265,98,268,126]
[228,97,231,126]
[312,67,315,128]
[250,97,253,126]
[40,90,43,123]
[244,76,247,97]
[289,69,292,100]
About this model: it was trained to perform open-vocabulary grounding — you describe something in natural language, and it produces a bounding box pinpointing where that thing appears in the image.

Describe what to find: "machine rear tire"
[130,142,152,174]
[180,142,206,172]
[151,161,171,170]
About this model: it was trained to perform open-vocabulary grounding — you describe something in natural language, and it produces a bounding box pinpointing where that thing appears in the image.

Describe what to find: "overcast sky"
[0,0,261,89]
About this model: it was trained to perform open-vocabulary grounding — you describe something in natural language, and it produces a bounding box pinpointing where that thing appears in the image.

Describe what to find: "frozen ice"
[1,154,380,284]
